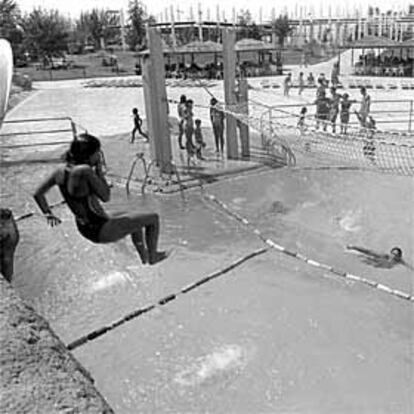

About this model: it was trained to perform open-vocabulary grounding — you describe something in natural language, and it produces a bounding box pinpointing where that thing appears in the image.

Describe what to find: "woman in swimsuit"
[33,133,167,265]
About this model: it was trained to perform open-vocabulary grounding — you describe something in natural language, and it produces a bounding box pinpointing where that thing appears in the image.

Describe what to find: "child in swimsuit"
[34,133,167,265]
[131,108,148,143]
[194,119,206,160]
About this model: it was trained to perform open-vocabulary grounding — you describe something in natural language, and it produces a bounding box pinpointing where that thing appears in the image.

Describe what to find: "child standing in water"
[131,107,148,143]
[34,133,168,265]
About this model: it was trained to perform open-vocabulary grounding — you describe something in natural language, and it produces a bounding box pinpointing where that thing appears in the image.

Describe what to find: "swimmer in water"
[33,133,168,265]
[346,245,410,269]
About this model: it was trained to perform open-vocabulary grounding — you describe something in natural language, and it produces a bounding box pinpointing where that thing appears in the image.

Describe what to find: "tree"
[272,14,292,48]
[237,9,262,40]
[86,9,106,49]
[0,0,23,52]
[71,9,120,52]
[126,0,149,51]
[20,8,69,61]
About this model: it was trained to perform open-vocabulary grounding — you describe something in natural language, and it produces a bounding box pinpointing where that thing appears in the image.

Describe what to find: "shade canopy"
[346,35,400,49]
[235,38,274,51]
[178,40,222,53]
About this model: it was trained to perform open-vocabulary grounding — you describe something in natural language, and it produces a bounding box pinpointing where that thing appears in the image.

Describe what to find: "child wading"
[131,107,148,143]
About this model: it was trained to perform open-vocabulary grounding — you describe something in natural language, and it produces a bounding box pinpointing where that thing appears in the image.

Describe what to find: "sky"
[16,0,412,21]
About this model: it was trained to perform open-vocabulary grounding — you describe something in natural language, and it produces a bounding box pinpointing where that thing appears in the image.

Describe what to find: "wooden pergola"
[137,38,281,66]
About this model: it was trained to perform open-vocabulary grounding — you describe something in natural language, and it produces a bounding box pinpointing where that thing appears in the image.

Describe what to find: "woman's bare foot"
[149,251,169,265]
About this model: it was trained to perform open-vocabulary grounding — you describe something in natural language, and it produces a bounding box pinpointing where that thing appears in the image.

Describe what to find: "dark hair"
[195,118,201,124]
[390,247,402,259]
[64,133,101,164]
[186,99,193,106]
[300,107,307,114]
[210,97,217,105]
[360,86,366,93]
[132,107,138,114]
[180,95,187,103]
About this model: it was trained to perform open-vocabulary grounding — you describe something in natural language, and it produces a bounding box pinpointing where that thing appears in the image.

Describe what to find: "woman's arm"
[33,171,62,226]
[33,171,57,214]
[85,162,110,202]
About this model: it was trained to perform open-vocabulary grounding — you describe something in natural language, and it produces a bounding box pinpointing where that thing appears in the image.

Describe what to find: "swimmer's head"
[390,247,402,261]
[65,133,101,165]
[132,107,138,114]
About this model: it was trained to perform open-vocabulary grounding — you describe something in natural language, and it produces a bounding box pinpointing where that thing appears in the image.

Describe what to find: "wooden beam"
[142,28,172,174]
[237,78,250,158]
[222,28,238,159]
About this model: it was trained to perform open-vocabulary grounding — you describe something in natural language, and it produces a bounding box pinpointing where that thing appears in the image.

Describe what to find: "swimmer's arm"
[346,245,378,257]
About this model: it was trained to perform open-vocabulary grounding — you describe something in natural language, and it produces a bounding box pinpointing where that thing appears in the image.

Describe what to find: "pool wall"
[0,276,114,413]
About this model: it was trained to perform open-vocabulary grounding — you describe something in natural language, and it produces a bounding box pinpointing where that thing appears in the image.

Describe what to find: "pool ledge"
[0,276,114,413]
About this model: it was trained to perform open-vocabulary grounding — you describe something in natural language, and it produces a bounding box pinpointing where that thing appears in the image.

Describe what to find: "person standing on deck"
[340,93,357,135]
[183,99,196,158]
[329,87,342,133]
[177,95,187,149]
[359,86,371,126]
[298,72,305,96]
[210,97,225,154]
[315,89,330,131]
[283,73,292,97]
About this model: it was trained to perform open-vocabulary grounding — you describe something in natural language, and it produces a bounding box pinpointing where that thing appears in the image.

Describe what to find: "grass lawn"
[16,49,333,82]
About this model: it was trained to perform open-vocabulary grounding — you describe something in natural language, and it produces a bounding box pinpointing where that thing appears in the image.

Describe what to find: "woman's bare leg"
[130,229,148,264]
[99,212,166,265]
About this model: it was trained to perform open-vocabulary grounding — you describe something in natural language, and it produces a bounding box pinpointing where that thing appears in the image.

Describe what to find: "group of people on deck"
[176,94,226,164]
[306,83,373,136]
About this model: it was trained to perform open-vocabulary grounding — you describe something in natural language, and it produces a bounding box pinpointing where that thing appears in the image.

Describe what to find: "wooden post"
[237,78,250,158]
[142,28,172,174]
[222,29,238,159]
